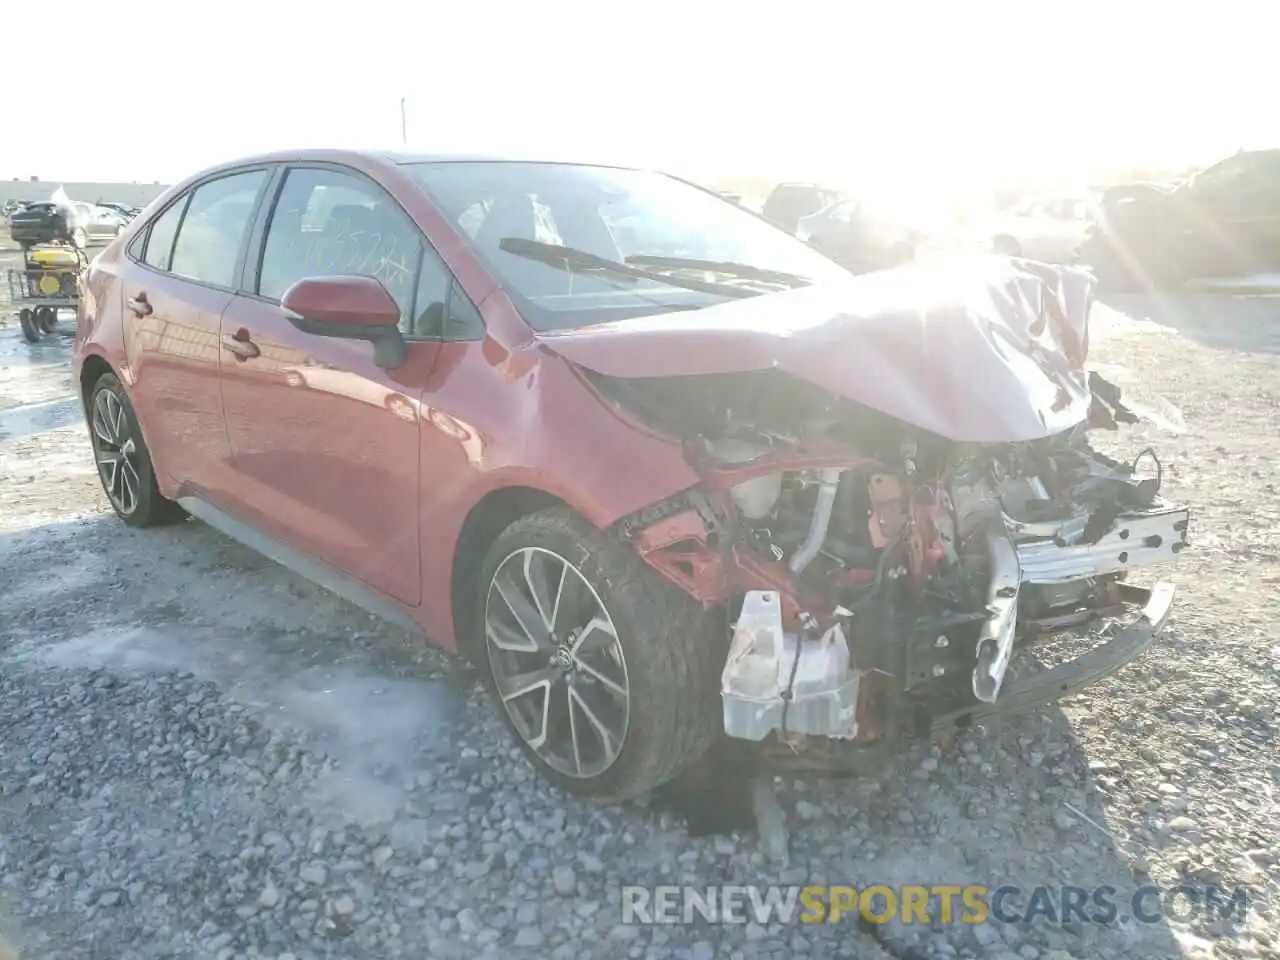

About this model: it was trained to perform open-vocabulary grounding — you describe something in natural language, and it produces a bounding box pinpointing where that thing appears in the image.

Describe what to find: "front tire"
[87,373,186,527]
[477,506,723,802]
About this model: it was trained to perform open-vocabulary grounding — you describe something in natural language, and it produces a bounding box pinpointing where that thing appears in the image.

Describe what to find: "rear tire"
[18,309,40,343]
[476,506,724,802]
[86,372,187,528]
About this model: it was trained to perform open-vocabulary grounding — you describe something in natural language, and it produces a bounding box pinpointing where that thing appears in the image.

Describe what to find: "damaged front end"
[611,397,1186,771]
[572,262,1190,773]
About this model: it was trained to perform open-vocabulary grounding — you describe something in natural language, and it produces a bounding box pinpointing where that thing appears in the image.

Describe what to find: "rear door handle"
[126,293,152,317]
[221,329,260,360]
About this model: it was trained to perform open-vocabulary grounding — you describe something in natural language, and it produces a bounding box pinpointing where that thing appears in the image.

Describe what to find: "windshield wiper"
[623,254,812,288]
[497,238,759,299]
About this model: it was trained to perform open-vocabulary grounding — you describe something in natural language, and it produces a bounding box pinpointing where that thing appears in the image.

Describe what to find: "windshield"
[404,161,852,330]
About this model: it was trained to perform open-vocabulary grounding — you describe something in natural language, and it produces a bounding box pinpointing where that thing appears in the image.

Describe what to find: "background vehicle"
[1080,148,1280,288]
[760,181,844,234]
[984,197,1098,262]
[7,201,123,250]
[73,149,1187,806]
[795,197,922,272]
[76,202,130,240]
[8,202,81,250]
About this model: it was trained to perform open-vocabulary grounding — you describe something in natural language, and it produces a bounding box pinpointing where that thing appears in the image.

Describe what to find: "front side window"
[169,170,267,288]
[142,198,187,272]
[258,167,423,328]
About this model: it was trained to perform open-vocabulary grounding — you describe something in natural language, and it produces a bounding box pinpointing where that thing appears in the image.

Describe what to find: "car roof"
[195,147,651,175]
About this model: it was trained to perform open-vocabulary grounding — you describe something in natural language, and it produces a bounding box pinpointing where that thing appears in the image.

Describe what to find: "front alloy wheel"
[485,546,631,780]
[476,507,723,802]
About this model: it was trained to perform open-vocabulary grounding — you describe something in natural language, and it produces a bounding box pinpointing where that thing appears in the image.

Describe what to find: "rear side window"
[142,200,186,272]
[169,170,267,288]
[257,167,423,325]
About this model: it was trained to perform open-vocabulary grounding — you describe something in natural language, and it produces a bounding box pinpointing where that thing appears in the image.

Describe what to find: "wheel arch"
[450,485,571,662]
[77,353,173,497]
[78,353,116,410]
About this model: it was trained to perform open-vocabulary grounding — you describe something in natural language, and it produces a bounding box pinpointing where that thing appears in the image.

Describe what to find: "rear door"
[118,168,271,501]
[217,163,453,605]
[74,204,97,240]
[84,204,118,240]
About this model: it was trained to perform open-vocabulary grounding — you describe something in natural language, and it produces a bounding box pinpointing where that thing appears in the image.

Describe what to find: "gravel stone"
[456,907,481,935]
[552,865,577,895]
[514,926,545,948]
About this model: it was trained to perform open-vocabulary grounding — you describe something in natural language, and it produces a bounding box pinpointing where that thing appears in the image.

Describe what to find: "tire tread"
[478,505,723,802]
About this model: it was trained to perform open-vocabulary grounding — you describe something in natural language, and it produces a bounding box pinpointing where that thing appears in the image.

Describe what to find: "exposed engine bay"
[595,366,1188,764]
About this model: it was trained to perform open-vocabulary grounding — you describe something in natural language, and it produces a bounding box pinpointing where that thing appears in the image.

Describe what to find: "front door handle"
[221,328,260,360]
[126,293,152,317]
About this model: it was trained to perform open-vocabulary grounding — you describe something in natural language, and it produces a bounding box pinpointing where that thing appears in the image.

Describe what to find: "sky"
[6,0,1275,211]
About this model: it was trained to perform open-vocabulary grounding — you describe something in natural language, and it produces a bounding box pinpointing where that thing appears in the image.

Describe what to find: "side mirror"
[280,275,407,369]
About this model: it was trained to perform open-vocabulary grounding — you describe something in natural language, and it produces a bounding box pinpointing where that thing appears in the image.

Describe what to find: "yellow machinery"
[7,242,87,343]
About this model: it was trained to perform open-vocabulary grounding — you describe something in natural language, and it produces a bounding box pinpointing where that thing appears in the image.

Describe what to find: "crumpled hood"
[536,257,1097,444]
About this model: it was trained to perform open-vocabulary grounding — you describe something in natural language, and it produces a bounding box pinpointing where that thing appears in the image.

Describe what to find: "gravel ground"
[0,249,1277,959]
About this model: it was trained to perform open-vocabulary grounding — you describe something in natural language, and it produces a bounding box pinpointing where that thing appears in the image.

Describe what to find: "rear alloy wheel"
[87,373,186,527]
[478,507,723,802]
[36,307,58,333]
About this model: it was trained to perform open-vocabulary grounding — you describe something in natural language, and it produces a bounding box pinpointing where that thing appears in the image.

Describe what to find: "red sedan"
[73,150,1187,801]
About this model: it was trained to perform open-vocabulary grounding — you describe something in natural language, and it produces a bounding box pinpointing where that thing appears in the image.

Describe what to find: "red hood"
[535,257,1096,444]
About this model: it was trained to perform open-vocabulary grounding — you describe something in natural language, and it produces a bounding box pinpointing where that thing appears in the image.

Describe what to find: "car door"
[118,168,271,501]
[218,163,455,606]
[93,205,123,238]
[74,203,101,240]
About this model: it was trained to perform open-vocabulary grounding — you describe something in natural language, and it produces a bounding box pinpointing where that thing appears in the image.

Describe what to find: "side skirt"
[176,496,427,639]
